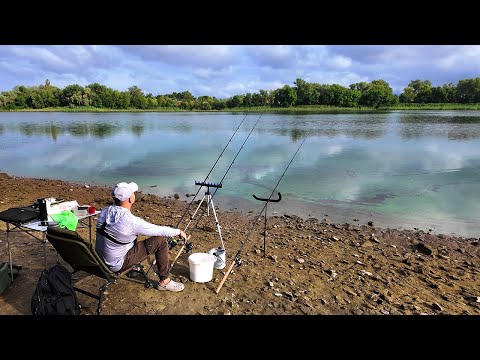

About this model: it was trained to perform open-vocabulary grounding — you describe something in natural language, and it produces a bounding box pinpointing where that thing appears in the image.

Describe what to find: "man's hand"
[179,229,188,241]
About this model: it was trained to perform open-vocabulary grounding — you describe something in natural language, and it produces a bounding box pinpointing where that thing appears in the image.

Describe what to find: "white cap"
[112,182,139,202]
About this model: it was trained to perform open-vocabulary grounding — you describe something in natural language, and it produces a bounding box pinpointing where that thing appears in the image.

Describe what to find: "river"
[1,110,479,238]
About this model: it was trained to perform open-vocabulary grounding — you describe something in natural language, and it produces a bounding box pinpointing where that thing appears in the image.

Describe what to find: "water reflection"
[90,123,121,138]
[398,113,480,140]
[68,123,88,137]
[50,124,58,141]
[131,121,145,137]
[270,115,388,139]
[2,111,480,237]
[5,113,393,140]
[18,123,37,136]
[14,121,119,139]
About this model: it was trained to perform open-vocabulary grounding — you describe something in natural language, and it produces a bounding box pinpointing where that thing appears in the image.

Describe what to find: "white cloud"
[11,46,72,70]
[1,45,480,98]
[192,66,232,80]
[119,45,235,69]
[245,45,297,68]
[327,144,343,156]
[325,55,352,69]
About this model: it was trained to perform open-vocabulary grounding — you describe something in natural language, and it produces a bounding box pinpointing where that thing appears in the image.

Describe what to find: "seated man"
[95,181,188,292]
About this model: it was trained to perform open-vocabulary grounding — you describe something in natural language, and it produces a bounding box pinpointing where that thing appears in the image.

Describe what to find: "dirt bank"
[0,172,479,315]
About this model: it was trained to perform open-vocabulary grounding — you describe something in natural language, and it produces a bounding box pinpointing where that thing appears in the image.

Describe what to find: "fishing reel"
[235,257,242,267]
[167,237,194,253]
[167,237,179,250]
[185,242,194,253]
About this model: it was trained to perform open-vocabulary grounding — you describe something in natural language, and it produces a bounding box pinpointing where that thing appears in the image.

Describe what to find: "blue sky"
[1,45,479,98]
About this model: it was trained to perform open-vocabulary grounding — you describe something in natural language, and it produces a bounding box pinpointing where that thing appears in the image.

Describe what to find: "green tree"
[416,81,433,103]
[86,83,111,108]
[349,82,369,92]
[12,85,33,108]
[400,80,432,103]
[343,89,361,107]
[61,84,85,107]
[146,97,158,109]
[226,95,244,108]
[211,98,227,110]
[314,84,330,105]
[456,78,480,103]
[170,91,195,102]
[111,90,131,109]
[294,78,318,105]
[273,85,297,107]
[430,86,447,103]
[30,91,45,109]
[38,79,61,107]
[0,91,17,109]
[399,87,416,103]
[251,93,262,107]
[328,84,350,107]
[128,86,147,109]
[359,80,397,108]
[259,89,270,106]
[243,93,253,107]
[156,95,178,108]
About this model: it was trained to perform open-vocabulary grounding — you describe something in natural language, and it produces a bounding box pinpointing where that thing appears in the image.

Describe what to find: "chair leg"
[97,280,115,315]
[73,279,114,315]
[137,263,153,288]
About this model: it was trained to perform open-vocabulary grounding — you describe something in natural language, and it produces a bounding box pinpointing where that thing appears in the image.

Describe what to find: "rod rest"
[195,181,222,188]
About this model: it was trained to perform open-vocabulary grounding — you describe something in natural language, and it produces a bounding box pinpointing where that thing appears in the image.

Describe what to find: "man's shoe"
[157,279,184,292]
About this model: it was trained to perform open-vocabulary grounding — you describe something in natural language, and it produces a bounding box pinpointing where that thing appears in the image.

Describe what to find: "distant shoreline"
[1,104,480,113]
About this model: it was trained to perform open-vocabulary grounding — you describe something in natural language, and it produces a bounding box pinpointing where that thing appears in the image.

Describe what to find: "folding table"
[1,208,100,282]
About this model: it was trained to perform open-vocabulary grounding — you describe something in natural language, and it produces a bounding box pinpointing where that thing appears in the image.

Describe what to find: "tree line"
[1,77,479,111]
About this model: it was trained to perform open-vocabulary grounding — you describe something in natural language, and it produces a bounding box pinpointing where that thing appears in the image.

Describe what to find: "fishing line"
[215,136,307,294]
[145,110,264,276]
[167,111,265,269]
[174,111,251,229]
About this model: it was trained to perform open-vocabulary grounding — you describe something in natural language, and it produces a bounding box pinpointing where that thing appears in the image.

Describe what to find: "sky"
[1,45,479,99]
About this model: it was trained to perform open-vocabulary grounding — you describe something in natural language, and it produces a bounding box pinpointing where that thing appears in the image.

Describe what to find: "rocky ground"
[0,172,479,315]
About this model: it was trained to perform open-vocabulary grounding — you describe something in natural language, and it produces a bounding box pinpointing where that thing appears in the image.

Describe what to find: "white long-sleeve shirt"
[95,205,180,272]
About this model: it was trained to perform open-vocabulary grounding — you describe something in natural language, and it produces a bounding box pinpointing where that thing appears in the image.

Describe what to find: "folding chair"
[45,226,153,315]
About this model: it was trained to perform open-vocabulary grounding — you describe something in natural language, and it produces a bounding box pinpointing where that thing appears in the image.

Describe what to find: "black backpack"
[31,264,80,315]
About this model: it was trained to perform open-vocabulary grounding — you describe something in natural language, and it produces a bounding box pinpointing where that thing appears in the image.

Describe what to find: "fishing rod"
[145,111,264,277]
[168,112,265,269]
[215,136,307,294]
[173,112,251,232]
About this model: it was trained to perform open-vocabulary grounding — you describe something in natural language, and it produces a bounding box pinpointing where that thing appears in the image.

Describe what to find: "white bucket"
[208,247,226,270]
[188,253,216,283]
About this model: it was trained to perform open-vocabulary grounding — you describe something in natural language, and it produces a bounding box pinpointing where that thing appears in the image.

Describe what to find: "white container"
[188,253,216,283]
[208,247,226,270]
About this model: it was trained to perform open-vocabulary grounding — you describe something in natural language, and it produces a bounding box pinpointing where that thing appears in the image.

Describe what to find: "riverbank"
[2,103,480,113]
[0,172,479,315]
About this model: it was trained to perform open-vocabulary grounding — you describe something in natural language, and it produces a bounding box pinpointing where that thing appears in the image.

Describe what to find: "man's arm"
[129,213,183,238]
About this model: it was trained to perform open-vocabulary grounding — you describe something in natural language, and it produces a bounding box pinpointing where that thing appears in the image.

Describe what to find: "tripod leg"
[209,196,225,250]
[190,193,208,225]
[207,194,210,217]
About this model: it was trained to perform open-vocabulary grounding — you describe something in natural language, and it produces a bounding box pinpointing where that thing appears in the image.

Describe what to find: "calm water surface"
[1,111,480,238]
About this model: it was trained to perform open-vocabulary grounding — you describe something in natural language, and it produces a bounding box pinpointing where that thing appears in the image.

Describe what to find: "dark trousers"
[119,236,169,280]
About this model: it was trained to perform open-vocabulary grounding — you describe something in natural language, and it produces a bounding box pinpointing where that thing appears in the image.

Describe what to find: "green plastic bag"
[51,210,78,231]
